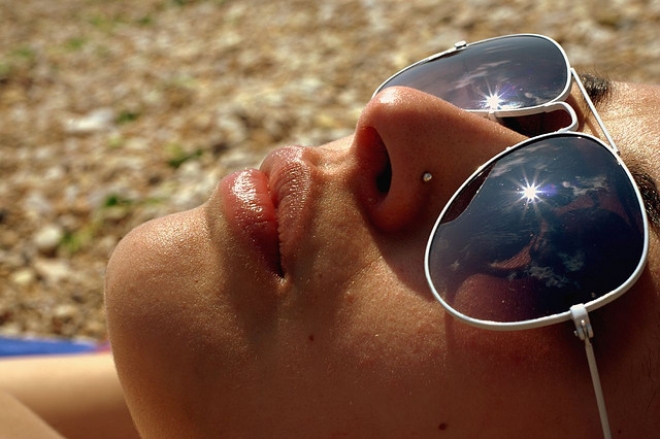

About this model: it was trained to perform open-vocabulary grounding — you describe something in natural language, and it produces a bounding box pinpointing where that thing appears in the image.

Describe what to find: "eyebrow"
[579,73,612,106]
[630,165,660,230]
[580,72,660,229]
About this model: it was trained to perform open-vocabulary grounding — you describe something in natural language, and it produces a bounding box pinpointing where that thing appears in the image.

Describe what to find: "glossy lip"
[218,146,313,276]
[261,146,313,275]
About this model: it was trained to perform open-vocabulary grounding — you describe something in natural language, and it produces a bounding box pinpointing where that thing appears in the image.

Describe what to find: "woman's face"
[105,81,660,438]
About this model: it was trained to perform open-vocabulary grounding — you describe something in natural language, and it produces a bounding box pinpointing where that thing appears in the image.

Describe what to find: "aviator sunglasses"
[375,34,648,439]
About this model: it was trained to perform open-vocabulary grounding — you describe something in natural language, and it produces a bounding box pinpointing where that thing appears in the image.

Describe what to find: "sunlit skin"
[105,81,660,439]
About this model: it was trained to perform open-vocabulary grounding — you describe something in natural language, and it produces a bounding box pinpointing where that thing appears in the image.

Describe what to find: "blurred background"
[1,0,659,341]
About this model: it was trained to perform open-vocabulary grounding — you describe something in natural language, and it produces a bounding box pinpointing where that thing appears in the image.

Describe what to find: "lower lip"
[218,168,281,274]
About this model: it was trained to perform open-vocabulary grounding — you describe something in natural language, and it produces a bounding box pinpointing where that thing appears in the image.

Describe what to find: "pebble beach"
[1,0,659,341]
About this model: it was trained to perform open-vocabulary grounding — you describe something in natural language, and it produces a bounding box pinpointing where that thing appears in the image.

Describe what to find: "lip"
[218,146,313,276]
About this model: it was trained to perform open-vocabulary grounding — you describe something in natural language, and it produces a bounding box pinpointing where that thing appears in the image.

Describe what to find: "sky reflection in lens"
[381,35,569,111]
[427,135,645,323]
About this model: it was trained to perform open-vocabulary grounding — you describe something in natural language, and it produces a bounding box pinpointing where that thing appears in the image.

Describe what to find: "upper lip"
[260,146,314,273]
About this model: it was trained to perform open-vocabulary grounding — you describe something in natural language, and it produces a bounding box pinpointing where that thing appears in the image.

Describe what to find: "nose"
[352,86,527,232]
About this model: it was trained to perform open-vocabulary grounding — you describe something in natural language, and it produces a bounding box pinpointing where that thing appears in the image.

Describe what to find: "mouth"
[260,146,313,274]
[218,146,312,277]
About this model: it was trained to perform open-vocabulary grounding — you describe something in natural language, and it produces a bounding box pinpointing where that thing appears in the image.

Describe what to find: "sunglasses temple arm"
[570,304,613,439]
[571,69,619,154]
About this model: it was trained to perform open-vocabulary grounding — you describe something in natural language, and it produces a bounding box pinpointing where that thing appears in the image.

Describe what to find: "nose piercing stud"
[422,172,433,183]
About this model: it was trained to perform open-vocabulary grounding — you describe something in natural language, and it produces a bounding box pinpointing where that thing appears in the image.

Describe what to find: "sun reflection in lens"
[477,82,522,111]
[499,172,553,222]
[507,171,548,208]
[483,91,508,111]
[521,183,541,203]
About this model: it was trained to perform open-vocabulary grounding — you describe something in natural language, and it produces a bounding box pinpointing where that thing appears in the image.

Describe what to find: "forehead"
[578,82,660,191]
[597,82,660,174]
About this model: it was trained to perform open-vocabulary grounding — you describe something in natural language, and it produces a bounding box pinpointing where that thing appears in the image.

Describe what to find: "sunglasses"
[375,34,648,439]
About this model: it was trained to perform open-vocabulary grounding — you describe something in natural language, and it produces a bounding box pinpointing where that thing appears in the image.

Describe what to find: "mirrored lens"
[427,135,645,323]
[380,35,569,111]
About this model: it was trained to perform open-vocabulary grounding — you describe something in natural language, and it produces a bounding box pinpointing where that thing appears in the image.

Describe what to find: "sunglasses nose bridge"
[542,101,578,132]
[487,101,580,137]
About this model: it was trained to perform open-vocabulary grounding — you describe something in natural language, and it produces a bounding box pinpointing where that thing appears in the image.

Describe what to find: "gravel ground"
[1,0,659,341]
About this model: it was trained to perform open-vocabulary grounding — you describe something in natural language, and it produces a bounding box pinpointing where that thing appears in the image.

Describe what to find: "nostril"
[354,126,392,199]
[376,156,392,194]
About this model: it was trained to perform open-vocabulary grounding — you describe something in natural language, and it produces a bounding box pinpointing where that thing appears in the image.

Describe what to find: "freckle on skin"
[308,334,314,342]
[438,422,448,431]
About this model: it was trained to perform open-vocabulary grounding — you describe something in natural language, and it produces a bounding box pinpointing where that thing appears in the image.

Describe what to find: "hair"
[629,165,660,230]
[578,72,660,230]
[579,72,612,106]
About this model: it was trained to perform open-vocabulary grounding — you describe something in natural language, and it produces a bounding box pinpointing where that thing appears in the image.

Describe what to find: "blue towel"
[0,336,101,357]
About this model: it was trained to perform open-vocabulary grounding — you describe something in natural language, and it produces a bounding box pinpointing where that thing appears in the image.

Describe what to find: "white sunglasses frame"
[374,34,620,148]
[424,131,648,331]
[376,34,650,439]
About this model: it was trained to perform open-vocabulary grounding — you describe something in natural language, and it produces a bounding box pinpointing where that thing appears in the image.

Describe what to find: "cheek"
[286,180,378,288]
[444,316,580,377]
[295,288,454,431]
[320,268,595,416]
[328,280,570,380]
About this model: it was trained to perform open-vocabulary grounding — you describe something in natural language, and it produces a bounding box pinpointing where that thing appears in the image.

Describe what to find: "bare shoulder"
[0,390,65,439]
